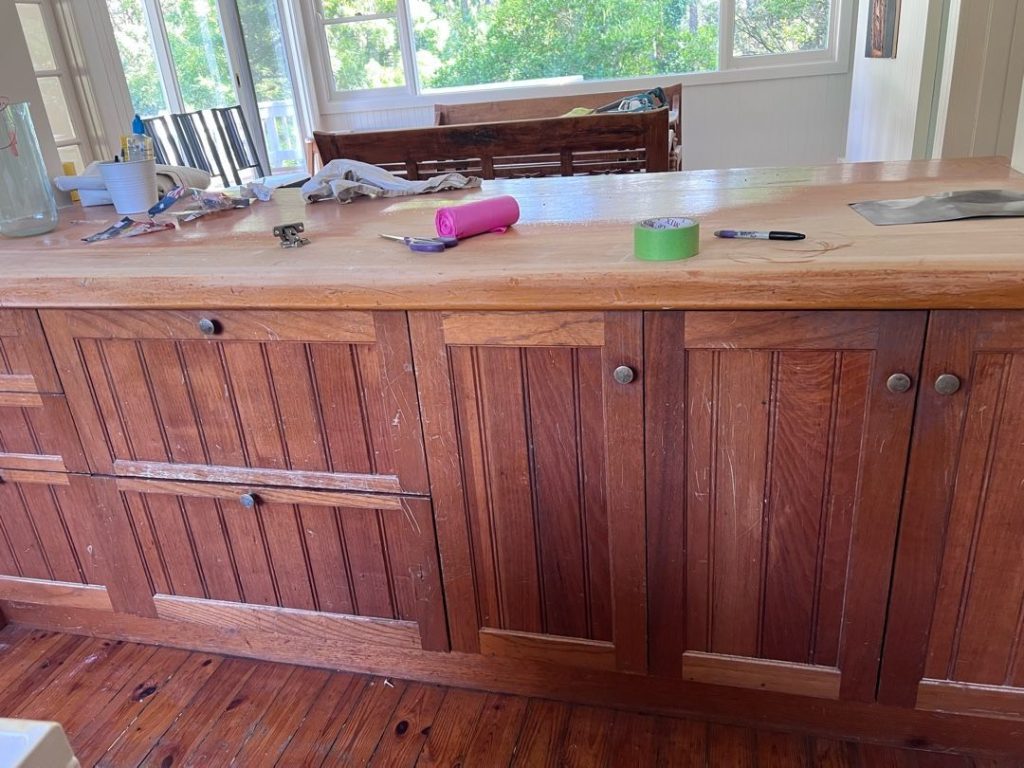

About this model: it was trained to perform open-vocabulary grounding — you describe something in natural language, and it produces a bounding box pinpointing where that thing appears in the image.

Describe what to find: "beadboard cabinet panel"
[39,310,428,495]
[882,311,1024,719]
[646,311,926,703]
[0,310,62,394]
[0,472,102,586]
[109,478,448,652]
[410,311,646,673]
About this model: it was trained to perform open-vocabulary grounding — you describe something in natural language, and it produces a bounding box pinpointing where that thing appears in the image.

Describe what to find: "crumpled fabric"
[301,158,481,204]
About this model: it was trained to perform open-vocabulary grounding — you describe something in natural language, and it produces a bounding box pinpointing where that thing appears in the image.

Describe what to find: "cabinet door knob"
[934,373,961,396]
[886,373,912,393]
[239,493,256,508]
[613,365,635,385]
[198,318,220,335]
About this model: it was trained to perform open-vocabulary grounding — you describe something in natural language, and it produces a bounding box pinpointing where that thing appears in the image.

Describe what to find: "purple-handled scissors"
[379,234,458,253]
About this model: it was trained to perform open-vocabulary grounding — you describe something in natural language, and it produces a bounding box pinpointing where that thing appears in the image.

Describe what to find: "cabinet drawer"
[0,393,87,473]
[0,472,103,586]
[109,477,447,650]
[41,310,428,494]
[0,310,61,394]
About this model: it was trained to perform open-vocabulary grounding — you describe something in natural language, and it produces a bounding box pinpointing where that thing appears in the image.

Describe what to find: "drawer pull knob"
[239,493,256,508]
[886,373,912,393]
[613,365,635,385]
[198,318,220,335]
[935,373,961,396]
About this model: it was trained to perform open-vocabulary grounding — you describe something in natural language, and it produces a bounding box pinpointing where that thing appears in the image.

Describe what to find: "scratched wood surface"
[646,311,926,702]
[1,158,1023,310]
[0,625,1015,767]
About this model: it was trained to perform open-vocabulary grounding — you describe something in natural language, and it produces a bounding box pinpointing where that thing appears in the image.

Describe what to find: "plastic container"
[0,101,59,238]
[0,718,80,768]
[98,158,158,214]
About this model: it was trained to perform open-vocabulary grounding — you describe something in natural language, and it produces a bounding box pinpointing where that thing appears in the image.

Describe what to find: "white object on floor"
[0,719,80,768]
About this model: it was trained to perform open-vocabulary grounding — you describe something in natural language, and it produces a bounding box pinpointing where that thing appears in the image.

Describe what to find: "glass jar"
[0,101,59,238]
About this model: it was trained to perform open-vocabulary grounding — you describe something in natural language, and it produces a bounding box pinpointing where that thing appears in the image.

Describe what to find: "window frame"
[303,0,853,115]
[15,0,94,170]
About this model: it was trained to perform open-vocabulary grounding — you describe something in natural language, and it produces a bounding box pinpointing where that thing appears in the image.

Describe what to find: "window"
[15,1,92,171]
[311,0,841,99]
[105,0,307,172]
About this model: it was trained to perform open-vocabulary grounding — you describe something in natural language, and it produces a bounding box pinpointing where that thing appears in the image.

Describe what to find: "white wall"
[318,70,855,171]
[845,0,943,161]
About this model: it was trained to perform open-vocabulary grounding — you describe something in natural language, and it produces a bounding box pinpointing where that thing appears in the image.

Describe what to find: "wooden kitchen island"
[0,157,1022,756]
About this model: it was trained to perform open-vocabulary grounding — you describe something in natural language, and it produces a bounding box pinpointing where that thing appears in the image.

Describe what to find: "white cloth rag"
[301,159,481,203]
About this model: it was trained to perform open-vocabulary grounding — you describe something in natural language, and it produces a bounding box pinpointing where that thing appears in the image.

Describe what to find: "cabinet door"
[647,311,924,702]
[882,311,1024,718]
[108,478,448,651]
[411,312,646,673]
[41,310,427,494]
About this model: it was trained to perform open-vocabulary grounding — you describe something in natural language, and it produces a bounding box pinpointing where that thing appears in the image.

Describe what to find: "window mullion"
[395,0,419,94]
[719,0,735,71]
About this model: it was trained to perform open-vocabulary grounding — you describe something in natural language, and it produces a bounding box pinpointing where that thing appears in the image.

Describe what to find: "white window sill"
[319,57,850,116]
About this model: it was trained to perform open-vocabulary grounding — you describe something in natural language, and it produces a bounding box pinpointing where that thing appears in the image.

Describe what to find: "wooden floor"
[0,625,1018,767]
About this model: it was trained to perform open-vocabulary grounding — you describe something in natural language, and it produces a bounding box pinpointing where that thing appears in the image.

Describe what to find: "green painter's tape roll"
[634,217,700,261]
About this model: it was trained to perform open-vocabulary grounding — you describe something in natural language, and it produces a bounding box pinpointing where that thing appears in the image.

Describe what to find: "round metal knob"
[934,373,961,396]
[886,373,912,393]
[198,318,219,335]
[239,493,256,509]
[613,365,635,385]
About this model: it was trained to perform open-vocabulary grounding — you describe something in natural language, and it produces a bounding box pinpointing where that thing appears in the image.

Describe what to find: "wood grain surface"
[1,624,1020,766]
[1,158,1022,310]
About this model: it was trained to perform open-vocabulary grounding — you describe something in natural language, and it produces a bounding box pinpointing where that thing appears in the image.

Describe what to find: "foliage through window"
[318,0,836,94]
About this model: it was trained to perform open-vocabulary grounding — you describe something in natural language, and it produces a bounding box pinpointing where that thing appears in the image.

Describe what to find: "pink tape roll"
[435,195,520,239]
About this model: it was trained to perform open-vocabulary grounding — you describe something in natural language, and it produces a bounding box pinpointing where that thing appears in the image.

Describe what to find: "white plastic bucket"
[98,158,157,215]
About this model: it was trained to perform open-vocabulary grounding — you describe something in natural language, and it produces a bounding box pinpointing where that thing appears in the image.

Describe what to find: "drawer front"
[0,393,87,473]
[41,310,428,494]
[0,310,61,394]
[0,472,103,585]
[110,477,447,651]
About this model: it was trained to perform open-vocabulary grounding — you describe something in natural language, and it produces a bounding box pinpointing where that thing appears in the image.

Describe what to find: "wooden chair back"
[313,108,670,180]
[435,84,682,170]
[433,84,682,126]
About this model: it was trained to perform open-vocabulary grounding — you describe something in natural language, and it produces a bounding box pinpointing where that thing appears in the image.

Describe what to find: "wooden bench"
[434,84,682,169]
[314,108,670,180]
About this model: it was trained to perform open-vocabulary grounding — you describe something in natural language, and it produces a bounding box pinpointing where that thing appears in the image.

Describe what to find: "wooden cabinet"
[0,311,111,610]
[411,312,646,673]
[646,311,925,702]
[40,310,428,494]
[882,311,1024,719]
[104,478,448,651]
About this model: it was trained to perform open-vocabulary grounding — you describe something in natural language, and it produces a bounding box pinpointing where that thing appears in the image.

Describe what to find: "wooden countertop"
[2,156,1023,310]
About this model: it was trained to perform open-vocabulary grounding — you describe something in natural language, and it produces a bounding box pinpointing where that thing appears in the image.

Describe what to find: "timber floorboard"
[0,625,1019,767]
